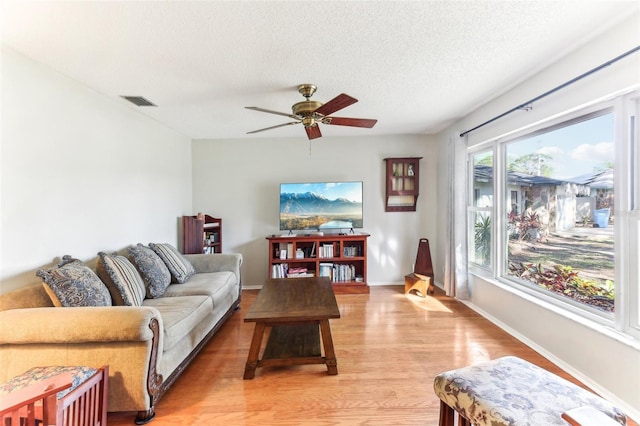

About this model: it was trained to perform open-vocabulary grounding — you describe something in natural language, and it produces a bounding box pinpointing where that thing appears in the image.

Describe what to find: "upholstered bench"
[0,365,108,426]
[433,356,626,426]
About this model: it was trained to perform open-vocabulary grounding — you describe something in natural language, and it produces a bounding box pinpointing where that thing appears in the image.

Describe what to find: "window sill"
[469,272,640,351]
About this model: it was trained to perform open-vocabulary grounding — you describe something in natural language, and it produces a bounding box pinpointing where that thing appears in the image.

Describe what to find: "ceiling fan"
[245,84,377,140]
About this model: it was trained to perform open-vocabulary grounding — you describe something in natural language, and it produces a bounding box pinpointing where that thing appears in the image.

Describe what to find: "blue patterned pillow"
[96,252,146,306]
[36,255,111,307]
[149,243,195,284]
[128,244,171,298]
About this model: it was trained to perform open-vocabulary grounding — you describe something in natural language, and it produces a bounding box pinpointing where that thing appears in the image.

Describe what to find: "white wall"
[191,135,438,287]
[0,48,193,294]
[435,12,640,417]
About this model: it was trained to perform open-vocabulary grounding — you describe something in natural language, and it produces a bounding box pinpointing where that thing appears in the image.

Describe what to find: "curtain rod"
[459,45,640,138]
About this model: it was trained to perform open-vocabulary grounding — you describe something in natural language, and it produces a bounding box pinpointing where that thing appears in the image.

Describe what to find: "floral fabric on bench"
[0,366,97,399]
[433,356,626,426]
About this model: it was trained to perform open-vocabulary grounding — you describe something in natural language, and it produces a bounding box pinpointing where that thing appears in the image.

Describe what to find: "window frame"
[466,90,639,338]
[468,146,496,272]
[624,94,640,335]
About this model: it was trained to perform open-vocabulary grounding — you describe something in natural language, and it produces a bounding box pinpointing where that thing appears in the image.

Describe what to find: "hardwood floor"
[107,286,636,425]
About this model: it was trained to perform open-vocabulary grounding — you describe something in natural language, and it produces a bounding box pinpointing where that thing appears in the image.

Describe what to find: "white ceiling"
[2,1,638,140]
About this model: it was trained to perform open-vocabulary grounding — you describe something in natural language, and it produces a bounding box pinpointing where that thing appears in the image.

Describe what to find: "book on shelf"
[302,243,315,258]
[272,265,316,278]
[331,264,356,282]
[271,263,289,278]
[287,243,294,259]
[287,266,307,274]
[319,243,334,258]
[204,231,219,244]
[343,245,359,257]
[287,266,314,278]
[316,263,356,282]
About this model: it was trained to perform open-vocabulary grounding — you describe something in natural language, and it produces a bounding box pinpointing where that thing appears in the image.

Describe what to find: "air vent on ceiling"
[121,96,157,107]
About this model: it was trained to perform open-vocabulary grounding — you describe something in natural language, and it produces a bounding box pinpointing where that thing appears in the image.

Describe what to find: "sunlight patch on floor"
[399,292,453,313]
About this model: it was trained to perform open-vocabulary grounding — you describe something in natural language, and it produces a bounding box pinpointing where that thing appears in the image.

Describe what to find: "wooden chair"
[0,365,109,426]
[404,238,434,297]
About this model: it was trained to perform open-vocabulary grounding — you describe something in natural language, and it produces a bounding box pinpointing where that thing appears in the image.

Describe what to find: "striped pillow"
[96,252,146,306]
[149,243,195,284]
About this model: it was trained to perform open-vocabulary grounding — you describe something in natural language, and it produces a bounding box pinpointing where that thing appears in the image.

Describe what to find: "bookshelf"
[182,214,222,254]
[266,233,370,294]
[384,157,422,212]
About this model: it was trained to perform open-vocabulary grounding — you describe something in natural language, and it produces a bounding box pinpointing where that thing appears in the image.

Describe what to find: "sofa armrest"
[0,306,164,414]
[184,253,243,281]
[0,306,162,344]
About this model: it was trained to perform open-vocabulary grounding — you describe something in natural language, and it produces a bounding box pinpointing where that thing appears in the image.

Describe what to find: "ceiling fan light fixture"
[292,100,323,116]
[301,116,316,127]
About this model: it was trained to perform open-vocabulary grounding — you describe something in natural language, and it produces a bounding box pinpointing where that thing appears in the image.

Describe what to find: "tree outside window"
[469,151,493,268]
[504,112,615,313]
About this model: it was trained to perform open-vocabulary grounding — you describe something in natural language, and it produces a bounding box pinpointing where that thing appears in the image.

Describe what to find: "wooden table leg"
[243,322,266,379]
[319,319,338,375]
[438,400,455,426]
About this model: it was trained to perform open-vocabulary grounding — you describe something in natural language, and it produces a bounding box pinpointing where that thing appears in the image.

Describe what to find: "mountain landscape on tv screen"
[280,192,363,230]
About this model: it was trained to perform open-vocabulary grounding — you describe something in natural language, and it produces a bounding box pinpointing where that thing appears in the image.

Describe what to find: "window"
[469,150,494,268]
[467,90,639,335]
[504,111,615,314]
[629,95,640,334]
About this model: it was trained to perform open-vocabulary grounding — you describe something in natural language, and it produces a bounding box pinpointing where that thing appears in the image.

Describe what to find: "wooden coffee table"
[243,277,341,379]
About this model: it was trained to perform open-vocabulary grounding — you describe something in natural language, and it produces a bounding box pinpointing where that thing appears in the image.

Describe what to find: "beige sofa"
[0,252,242,424]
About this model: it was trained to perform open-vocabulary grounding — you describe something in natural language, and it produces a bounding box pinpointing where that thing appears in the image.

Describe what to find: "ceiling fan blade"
[305,125,322,140]
[323,117,378,128]
[245,106,299,120]
[313,93,357,116]
[247,122,299,134]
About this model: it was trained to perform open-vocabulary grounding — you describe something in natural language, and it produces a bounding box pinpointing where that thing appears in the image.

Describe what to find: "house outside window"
[504,111,615,314]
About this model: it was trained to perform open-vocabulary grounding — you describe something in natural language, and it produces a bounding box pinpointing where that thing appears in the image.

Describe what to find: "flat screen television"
[280,181,363,231]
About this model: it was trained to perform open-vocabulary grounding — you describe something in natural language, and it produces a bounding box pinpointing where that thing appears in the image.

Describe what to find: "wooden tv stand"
[266,233,370,294]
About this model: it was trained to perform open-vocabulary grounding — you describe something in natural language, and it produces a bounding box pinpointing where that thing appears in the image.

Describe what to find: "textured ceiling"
[2,1,638,140]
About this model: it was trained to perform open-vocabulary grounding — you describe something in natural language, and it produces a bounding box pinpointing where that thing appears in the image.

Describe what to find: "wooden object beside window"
[405,238,435,297]
[182,214,222,254]
[384,157,422,212]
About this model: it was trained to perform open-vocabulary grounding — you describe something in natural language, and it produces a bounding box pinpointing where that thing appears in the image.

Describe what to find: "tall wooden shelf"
[266,233,370,294]
[384,157,422,212]
[182,214,222,254]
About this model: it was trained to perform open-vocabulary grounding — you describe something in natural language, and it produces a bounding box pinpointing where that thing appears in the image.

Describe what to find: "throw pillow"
[148,243,196,284]
[36,255,111,307]
[128,244,171,298]
[96,251,146,306]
